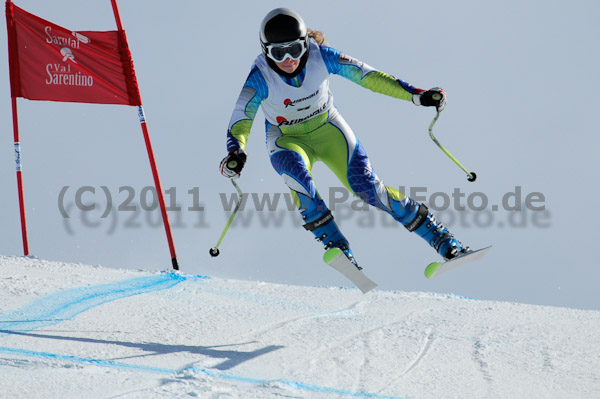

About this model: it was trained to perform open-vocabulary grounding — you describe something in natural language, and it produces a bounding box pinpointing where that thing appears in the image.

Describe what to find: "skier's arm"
[226,65,268,152]
[319,45,420,103]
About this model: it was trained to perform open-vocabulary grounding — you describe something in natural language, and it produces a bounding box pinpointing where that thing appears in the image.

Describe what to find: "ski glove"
[220,148,247,179]
[412,87,447,112]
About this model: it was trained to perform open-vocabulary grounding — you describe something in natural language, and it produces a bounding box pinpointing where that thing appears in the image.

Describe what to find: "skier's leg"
[316,115,467,260]
[267,127,358,264]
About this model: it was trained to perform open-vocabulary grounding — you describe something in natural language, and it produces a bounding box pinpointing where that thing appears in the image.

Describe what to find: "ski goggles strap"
[265,39,307,62]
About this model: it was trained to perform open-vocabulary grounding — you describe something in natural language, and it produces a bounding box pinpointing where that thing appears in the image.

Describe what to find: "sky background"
[1,0,598,310]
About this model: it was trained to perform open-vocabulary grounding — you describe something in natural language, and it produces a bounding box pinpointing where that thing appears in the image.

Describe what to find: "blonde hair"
[308,29,326,45]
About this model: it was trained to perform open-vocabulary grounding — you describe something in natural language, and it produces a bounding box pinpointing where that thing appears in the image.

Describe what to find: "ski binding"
[324,248,377,294]
[424,246,492,279]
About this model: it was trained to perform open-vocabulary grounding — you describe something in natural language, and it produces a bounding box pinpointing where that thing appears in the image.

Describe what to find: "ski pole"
[209,179,244,257]
[428,97,477,182]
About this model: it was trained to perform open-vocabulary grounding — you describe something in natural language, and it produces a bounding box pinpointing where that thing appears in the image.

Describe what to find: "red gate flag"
[6,2,141,105]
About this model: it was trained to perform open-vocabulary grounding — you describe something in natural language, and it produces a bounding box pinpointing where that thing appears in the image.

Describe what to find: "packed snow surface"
[0,255,598,398]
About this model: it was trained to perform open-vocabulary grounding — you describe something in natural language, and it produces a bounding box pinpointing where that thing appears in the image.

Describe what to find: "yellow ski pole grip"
[226,159,238,170]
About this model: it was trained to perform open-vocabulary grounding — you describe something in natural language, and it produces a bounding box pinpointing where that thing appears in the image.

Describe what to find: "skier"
[220,8,468,268]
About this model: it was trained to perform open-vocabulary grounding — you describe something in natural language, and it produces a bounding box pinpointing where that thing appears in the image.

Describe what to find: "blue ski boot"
[404,204,468,260]
[303,210,359,268]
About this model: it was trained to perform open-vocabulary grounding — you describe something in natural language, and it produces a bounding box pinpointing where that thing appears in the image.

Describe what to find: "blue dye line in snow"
[0,346,405,399]
[194,367,405,398]
[0,346,175,374]
[449,294,480,301]
[0,273,189,337]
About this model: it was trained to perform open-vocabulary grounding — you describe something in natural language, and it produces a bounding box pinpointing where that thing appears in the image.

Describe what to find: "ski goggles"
[265,39,307,62]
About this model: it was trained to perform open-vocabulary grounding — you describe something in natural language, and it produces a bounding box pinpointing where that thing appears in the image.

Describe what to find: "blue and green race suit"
[226,40,462,259]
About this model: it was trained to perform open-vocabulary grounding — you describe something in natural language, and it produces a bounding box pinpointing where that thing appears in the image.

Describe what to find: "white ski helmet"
[259,8,309,77]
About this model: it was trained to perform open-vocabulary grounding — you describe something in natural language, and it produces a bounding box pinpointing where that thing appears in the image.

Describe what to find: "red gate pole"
[110,0,179,270]
[6,0,29,256]
[11,96,29,256]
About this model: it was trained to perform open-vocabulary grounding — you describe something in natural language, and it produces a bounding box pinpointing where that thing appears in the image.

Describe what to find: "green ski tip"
[323,247,343,264]
[425,262,442,279]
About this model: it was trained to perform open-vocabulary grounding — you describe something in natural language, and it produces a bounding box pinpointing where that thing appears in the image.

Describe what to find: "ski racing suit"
[226,39,464,261]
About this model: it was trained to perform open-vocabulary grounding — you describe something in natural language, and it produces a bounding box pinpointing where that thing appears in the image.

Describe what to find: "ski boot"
[303,210,360,268]
[404,204,468,260]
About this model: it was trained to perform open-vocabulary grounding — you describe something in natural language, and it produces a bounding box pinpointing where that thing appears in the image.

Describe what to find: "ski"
[324,248,377,294]
[424,246,492,279]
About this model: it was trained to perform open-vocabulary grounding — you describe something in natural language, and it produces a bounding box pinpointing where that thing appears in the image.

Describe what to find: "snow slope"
[0,255,598,399]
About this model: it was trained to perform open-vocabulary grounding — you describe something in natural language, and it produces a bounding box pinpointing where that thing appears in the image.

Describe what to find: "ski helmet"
[260,8,307,49]
[259,8,309,77]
